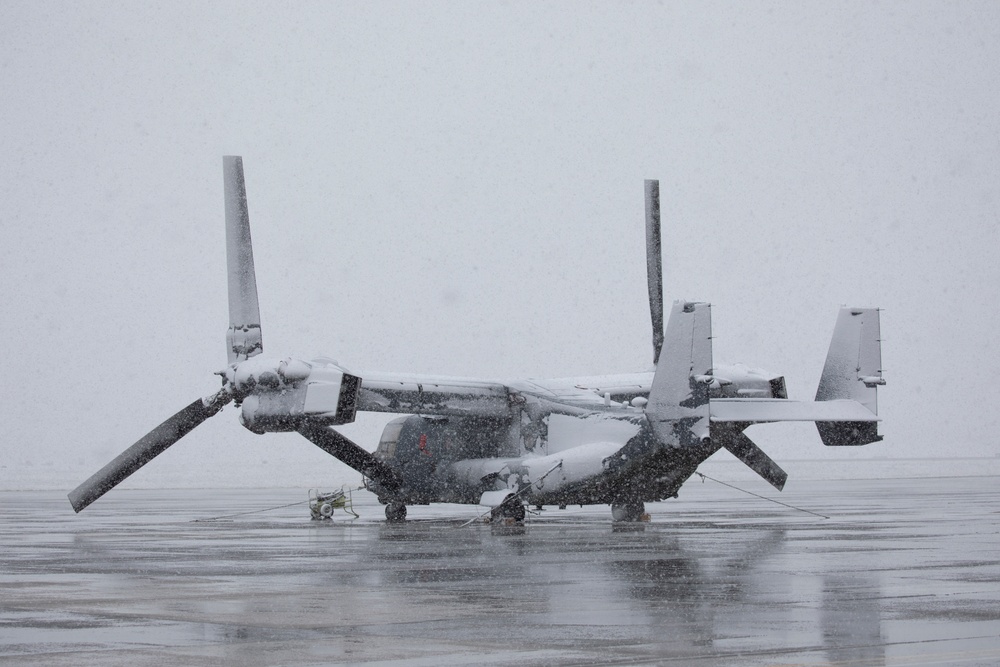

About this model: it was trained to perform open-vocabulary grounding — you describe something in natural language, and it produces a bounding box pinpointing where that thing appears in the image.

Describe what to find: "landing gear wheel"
[491,497,526,523]
[611,502,645,522]
[507,502,526,522]
[385,502,407,522]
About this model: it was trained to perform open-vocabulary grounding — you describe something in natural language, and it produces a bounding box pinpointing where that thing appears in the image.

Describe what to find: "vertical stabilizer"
[645,301,713,448]
[224,156,263,363]
[815,307,884,445]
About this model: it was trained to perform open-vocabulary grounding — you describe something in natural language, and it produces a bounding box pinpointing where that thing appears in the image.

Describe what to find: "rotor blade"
[224,155,263,363]
[68,391,232,512]
[723,432,788,491]
[297,422,401,493]
[645,179,664,366]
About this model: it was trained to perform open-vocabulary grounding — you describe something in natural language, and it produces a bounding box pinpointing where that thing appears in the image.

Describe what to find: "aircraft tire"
[492,497,526,523]
[385,502,407,522]
[506,502,526,522]
[611,502,645,522]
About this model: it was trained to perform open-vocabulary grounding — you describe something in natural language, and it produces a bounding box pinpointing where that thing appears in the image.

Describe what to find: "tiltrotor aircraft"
[69,157,885,522]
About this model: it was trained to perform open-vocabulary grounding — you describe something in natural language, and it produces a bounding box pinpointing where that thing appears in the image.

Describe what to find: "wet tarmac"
[2,476,999,666]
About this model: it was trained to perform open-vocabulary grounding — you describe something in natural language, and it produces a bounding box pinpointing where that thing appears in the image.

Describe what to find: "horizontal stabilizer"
[710,398,879,423]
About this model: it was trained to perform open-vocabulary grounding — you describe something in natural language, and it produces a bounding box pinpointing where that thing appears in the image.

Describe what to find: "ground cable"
[192,499,311,522]
[695,472,829,519]
[192,484,367,522]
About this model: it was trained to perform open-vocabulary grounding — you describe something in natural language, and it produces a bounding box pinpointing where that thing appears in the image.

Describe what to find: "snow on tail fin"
[645,301,713,448]
[815,307,885,446]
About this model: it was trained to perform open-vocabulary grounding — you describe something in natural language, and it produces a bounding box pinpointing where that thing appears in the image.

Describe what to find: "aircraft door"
[377,415,453,497]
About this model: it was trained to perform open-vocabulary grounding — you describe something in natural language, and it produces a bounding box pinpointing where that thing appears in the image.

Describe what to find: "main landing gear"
[611,501,647,523]
[385,502,407,522]
[491,496,526,523]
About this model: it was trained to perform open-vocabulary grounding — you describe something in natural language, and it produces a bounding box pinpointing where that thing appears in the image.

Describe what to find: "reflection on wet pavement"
[2,477,999,665]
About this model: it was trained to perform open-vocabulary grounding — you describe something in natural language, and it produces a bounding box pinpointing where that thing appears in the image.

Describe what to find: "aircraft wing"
[357,371,640,418]
[358,371,512,418]
[515,373,653,404]
[543,364,786,403]
[356,371,878,424]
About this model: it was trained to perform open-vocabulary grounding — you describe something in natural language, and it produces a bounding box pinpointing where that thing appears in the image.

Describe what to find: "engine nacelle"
[227,357,361,433]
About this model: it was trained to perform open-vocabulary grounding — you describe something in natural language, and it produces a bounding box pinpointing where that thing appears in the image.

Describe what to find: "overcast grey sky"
[2,1,998,490]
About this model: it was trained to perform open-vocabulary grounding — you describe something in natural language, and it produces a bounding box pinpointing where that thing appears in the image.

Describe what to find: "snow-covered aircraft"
[69,157,885,522]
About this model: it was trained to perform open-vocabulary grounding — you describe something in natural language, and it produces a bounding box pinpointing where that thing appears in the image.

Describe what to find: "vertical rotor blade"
[68,392,231,512]
[224,155,263,363]
[645,179,664,366]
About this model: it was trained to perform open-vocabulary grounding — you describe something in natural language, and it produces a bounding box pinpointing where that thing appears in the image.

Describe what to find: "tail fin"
[815,307,885,446]
[645,301,713,448]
